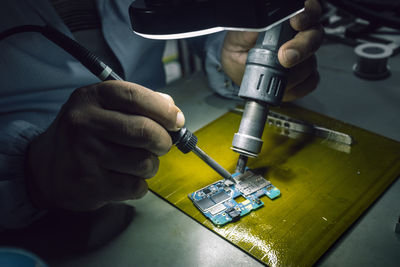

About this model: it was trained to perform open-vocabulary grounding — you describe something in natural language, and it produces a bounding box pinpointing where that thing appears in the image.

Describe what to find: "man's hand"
[27,81,185,211]
[221,0,324,101]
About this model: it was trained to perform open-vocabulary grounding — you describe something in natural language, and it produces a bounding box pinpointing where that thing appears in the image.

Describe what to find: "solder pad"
[148,105,400,266]
[189,171,280,226]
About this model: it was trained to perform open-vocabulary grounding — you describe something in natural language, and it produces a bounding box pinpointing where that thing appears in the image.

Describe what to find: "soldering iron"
[0,0,305,180]
[0,24,233,181]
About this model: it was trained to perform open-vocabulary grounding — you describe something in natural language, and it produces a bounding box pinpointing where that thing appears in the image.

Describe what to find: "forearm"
[0,120,46,230]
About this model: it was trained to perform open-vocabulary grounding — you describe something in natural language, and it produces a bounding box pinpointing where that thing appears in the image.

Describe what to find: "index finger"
[278,25,324,68]
[90,81,185,131]
[290,0,322,31]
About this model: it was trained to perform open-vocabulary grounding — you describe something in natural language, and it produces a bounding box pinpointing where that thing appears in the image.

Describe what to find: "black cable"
[0,25,44,41]
[0,24,122,81]
[40,25,122,81]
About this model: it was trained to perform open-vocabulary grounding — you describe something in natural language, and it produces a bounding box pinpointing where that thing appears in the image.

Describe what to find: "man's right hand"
[27,81,185,211]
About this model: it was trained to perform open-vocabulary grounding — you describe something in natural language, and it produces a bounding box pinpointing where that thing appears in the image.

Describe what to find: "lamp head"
[129,0,304,39]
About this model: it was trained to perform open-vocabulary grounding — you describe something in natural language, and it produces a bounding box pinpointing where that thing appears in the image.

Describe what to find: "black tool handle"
[169,128,198,154]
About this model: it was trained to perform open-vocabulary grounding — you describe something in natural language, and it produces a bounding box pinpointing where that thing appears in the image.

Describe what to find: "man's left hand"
[221,0,324,101]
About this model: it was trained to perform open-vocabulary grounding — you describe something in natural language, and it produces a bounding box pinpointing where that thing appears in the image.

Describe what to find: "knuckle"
[125,83,145,105]
[158,92,175,104]
[98,80,145,106]
[300,27,323,56]
[311,0,322,16]
[126,85,139,104]
[164,109,179,130]
[139,155,159,178]
[95,81,113,100]
[121,117,153,145]
[291,0,322,31]
[71,86,86,97]
[137,118,155,144]
[120,119,134,137]
[136,119,171,153]
[127,117,171,154]
[70,85,97,104]
[305,0,322,18]
[155,93,180,131]
[133,117,172,155]
[63,108,87,130]
[131,179,148,199]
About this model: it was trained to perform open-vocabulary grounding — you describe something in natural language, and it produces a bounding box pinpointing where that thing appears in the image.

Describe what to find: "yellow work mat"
[149,104,400,266]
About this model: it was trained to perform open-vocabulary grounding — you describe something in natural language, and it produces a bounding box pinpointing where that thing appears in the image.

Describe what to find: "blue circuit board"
[188,170,280,226]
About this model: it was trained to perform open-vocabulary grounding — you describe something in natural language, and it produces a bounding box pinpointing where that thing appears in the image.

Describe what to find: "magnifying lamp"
[129,0,305,39]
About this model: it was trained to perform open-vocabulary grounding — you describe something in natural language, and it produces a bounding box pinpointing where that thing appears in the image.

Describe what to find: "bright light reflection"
[134,8,305,40]
[213,224,279,267]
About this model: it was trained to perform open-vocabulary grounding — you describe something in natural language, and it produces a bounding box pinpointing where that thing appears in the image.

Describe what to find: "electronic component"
[234,171,271,196]
[226,208,241,222]
[203,188,211,194]
[189,170,280,226]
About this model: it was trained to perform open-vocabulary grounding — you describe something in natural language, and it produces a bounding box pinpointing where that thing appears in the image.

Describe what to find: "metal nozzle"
[235,154,248,174]
[231,101,269,158]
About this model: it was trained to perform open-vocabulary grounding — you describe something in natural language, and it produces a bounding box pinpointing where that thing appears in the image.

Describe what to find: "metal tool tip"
[235,154,248,174]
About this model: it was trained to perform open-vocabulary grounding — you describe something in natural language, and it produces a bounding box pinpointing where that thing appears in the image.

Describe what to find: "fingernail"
[176,110,185,129]
[284,49,300,66]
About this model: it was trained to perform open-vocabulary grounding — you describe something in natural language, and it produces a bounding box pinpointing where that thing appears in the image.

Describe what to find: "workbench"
[48,40,400,266]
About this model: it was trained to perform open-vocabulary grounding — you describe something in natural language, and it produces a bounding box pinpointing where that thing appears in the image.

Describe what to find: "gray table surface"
[51,41,400,266]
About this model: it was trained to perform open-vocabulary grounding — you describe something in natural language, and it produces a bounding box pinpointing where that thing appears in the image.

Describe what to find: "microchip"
[194,197,214,211]
[208,204,226,215]
[227,208,241,221]
[242,199,251,206]
[211,191,230,204]
[203,188,211,194]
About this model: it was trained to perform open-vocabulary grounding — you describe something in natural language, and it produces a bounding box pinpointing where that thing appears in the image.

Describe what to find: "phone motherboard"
[188,170,280,226]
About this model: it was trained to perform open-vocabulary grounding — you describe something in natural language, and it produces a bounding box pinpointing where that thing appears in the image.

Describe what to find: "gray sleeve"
[204,31,242,100]
[0,120,47,230]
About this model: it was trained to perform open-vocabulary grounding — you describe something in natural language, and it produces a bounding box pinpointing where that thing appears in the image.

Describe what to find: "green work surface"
[149,104,400,266]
